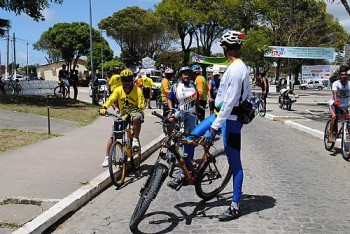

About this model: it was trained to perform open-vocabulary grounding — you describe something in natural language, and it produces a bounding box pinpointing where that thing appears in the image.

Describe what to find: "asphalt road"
[51,113,350,233]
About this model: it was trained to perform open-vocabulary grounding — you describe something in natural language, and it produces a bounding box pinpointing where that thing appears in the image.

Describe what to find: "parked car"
[6,74,28,81]
[89,79,107,97]
[299,80,325,90]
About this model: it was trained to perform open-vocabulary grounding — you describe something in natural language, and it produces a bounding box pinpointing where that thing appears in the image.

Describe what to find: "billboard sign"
[301,65,339,80]
[265,46,334,60]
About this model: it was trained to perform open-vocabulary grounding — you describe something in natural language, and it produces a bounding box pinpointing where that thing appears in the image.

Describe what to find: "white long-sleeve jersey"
[211,58,252,130]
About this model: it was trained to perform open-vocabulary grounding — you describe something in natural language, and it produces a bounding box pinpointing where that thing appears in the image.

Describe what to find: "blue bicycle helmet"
[191,64,201,72]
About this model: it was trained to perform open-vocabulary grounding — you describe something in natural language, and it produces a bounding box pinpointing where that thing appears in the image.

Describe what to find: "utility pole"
[26,42,29,77]
[13,33,16,77]
[5,28,9,79]
[287,0,295,89]
[89,0,96,104]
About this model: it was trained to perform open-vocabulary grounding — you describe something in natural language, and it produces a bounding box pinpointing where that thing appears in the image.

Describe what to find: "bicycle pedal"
[175,182,183,191]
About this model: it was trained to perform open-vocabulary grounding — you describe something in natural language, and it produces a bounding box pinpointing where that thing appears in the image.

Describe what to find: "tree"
[99,6,169,67]
[156,0,197,65]
[34,22,113,73]
[0,19,10,36]
[154,51,184,71]
[0,0,63,21]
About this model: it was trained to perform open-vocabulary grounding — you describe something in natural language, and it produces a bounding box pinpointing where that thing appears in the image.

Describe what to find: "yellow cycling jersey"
[108,74,122,92]
[142,77,156,88]
[104,86,145,115]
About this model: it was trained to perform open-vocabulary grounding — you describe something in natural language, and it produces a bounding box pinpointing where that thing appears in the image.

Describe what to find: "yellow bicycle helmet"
[120,69,134,78]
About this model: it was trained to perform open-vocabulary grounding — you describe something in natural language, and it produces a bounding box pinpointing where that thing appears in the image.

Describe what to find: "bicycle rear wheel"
[341,121,350,161]
[258,99,266,117]
[195,149,231,201]
[129,163,168,232]
[108,141,124,187]
[324,120,335,151]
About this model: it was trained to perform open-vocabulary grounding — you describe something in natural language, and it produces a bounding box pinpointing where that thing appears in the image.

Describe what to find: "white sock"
[231,202,239,210]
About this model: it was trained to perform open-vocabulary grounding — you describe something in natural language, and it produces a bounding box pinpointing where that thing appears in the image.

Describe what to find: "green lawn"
[0,94,99,152]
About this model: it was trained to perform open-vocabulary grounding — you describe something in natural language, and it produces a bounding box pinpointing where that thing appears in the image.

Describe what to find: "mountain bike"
[54,79,69,98]
[324,105,350,161]
[129,111,231,231]
[3,78,22,95]
[252,92,266,117]
[105,107,142,188]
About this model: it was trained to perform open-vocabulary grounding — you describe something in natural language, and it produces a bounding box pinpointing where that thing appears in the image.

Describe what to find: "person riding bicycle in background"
[167,66,199,187]
[107,67,122,96]
[208,71,221,115]
[328,67,350,143]
[142,72,157,109]
[192,64,208,122]
[170,31,252,221]
[280,87,297,103]
[161,68,174,116]
[259,72,269,105]
[99,69,145,167]
[58,64,70,97]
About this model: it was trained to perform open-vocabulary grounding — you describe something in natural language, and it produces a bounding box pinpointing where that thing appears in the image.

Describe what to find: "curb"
[265,113,324,140]
[13,134,164,234]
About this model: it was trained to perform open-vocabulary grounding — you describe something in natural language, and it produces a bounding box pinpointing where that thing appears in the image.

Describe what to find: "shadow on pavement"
[114,163,154,190]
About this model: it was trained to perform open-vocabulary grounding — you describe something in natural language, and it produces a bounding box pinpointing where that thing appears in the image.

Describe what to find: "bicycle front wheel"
[341,121,350,161]
[129,163,168,232]
[108,141,123,187]
[54,86,68,98]
[195,149,231,201]
[324,120,335,151]
[4,84,14,94]
[258,99,266,117]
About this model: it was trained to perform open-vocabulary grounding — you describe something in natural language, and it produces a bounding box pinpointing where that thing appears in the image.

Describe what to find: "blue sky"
[0,0,349,66]
[0,0,161,66]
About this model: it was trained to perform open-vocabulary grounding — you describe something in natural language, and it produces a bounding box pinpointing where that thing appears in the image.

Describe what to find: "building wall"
[37,60,88,81]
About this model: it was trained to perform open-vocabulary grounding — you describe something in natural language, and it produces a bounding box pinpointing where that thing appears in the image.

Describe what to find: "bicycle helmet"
[178,66,192,75]
[191,64,201,72]
[120,69,133,78]
[164,68,174,74]
[120,69,134,82]
[220,30,244,46]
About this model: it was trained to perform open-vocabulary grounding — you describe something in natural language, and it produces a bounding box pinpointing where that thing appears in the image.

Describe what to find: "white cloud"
[41,8,56,21]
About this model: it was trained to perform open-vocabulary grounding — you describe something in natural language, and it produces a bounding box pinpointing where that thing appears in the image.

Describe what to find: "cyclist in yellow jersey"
[99,69,145,167]
[192,64,208,122]
[142,72,157,109]
[108,67,122,94]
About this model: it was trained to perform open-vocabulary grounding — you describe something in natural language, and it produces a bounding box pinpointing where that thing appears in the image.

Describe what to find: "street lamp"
[89,0,96,104]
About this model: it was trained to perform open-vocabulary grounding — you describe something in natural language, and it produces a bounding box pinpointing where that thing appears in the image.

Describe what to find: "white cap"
[213,71,220,76]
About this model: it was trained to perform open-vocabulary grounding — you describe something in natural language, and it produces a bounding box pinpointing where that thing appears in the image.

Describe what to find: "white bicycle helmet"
[220,31,244,46]
[164,68,174,74]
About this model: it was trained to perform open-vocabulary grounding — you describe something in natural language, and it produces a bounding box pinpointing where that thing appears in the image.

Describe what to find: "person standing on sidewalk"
[168,31,251,221]
[328,67,350,142]
[70,70,79,100]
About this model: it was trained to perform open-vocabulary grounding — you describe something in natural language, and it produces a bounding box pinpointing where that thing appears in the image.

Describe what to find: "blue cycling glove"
[203,128,217,145]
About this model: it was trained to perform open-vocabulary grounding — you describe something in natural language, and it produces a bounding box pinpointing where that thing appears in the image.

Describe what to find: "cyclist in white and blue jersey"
[167,66,199,187]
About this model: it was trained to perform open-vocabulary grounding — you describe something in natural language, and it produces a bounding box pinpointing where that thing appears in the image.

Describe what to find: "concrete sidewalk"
[0,89,332,234]
[0,109,165,234]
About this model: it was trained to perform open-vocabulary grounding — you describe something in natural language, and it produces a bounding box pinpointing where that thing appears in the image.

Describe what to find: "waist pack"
[231,100,255,124]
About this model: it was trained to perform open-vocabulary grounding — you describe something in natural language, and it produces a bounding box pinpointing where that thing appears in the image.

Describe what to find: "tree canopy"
[34,22,113,72]
[99,6,170,67]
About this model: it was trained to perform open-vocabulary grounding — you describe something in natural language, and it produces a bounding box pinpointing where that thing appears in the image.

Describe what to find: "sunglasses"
[121,76,133,82]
